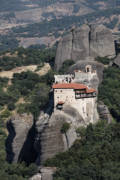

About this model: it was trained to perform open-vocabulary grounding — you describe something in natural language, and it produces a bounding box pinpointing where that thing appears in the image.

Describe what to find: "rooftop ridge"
[52,83,96,93]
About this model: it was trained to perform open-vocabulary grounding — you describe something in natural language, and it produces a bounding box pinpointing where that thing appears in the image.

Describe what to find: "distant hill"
[0,0,120,51]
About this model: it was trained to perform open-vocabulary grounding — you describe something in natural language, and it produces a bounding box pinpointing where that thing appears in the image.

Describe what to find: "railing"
[75,93,96,99]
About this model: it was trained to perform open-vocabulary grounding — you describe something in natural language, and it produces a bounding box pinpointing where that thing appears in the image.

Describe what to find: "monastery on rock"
[52,65,98,123]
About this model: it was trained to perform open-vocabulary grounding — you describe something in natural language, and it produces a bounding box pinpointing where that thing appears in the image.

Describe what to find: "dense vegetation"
[99,66,120,121]
[95,57,112,65]
[0,47,55,71]
[0,35,19,53]
[0,69,55,119]
[0,47,55,117]
[45,121,120,180]
[59,59,75,74]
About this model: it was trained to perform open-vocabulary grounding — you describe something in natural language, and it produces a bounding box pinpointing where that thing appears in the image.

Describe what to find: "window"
[87,68,90,72]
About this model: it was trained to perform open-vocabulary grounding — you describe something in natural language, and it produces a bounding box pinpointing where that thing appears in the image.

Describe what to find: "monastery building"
[52,65,98,123]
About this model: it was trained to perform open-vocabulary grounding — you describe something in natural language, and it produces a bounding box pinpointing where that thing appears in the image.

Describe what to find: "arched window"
[87,67,90,72]
[85,65,92,73]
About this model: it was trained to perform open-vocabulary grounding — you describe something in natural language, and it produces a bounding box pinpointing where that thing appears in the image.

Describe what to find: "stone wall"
[54,88,75,107]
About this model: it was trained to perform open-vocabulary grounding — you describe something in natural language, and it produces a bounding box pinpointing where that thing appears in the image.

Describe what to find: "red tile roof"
[86,88,96,93]
[52,83,87,90]
[52,83,96,94]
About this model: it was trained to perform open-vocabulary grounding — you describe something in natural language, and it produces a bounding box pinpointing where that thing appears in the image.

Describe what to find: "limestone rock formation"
[89,25,115,58]
[40,167,56,180]
[112,54,120,68]
[68,60,104,89]
[35,104,98,165]
[6,113,36,164]
[98,101,113,124]
[55,24,115,70]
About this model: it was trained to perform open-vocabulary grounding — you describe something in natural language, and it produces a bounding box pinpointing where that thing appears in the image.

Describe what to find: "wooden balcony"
[75,92,96,99]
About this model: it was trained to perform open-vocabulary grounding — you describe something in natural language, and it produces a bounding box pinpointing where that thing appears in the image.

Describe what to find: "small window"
[87,68,90,72]
[61,90,62,92]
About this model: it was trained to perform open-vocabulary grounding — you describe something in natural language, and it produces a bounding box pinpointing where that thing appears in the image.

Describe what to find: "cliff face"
[113,54,120,68]
[35,103,98,165]
[98,101,113,124]
[6,113,37,164]
[55,24,116,70]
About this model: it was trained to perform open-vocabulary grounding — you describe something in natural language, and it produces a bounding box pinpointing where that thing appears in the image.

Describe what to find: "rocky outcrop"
[35,104,98,165]
[55,24,115,70]
[98,101,113,124]
[89,25,115,58]
[35,115,65,165]
[6,113,37,164]
[112,54,120,68]
[30,173,41,180]
[68,60,104,89]
[40,167,56,180]
[30,167,56,180]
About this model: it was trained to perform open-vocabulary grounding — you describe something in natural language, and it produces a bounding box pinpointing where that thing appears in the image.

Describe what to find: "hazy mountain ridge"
[0,0,115,27]
[0,0,120,51]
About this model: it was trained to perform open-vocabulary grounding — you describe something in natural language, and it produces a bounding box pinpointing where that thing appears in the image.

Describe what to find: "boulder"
[29,167,56,180]
[98,101,113,124]
[55,24,115,70]
[40,167,56,180]
[29,173,42,180]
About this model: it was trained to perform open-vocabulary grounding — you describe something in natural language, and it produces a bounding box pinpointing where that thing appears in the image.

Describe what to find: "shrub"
[59,60,75,74]
[7,102,15,111]
[61,122,70,134]
[0,109,11,119]
[95,56,112,65]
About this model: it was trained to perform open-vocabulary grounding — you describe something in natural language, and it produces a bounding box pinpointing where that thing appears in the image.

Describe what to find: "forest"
[0,47,55,70]
[45,121,120,180]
